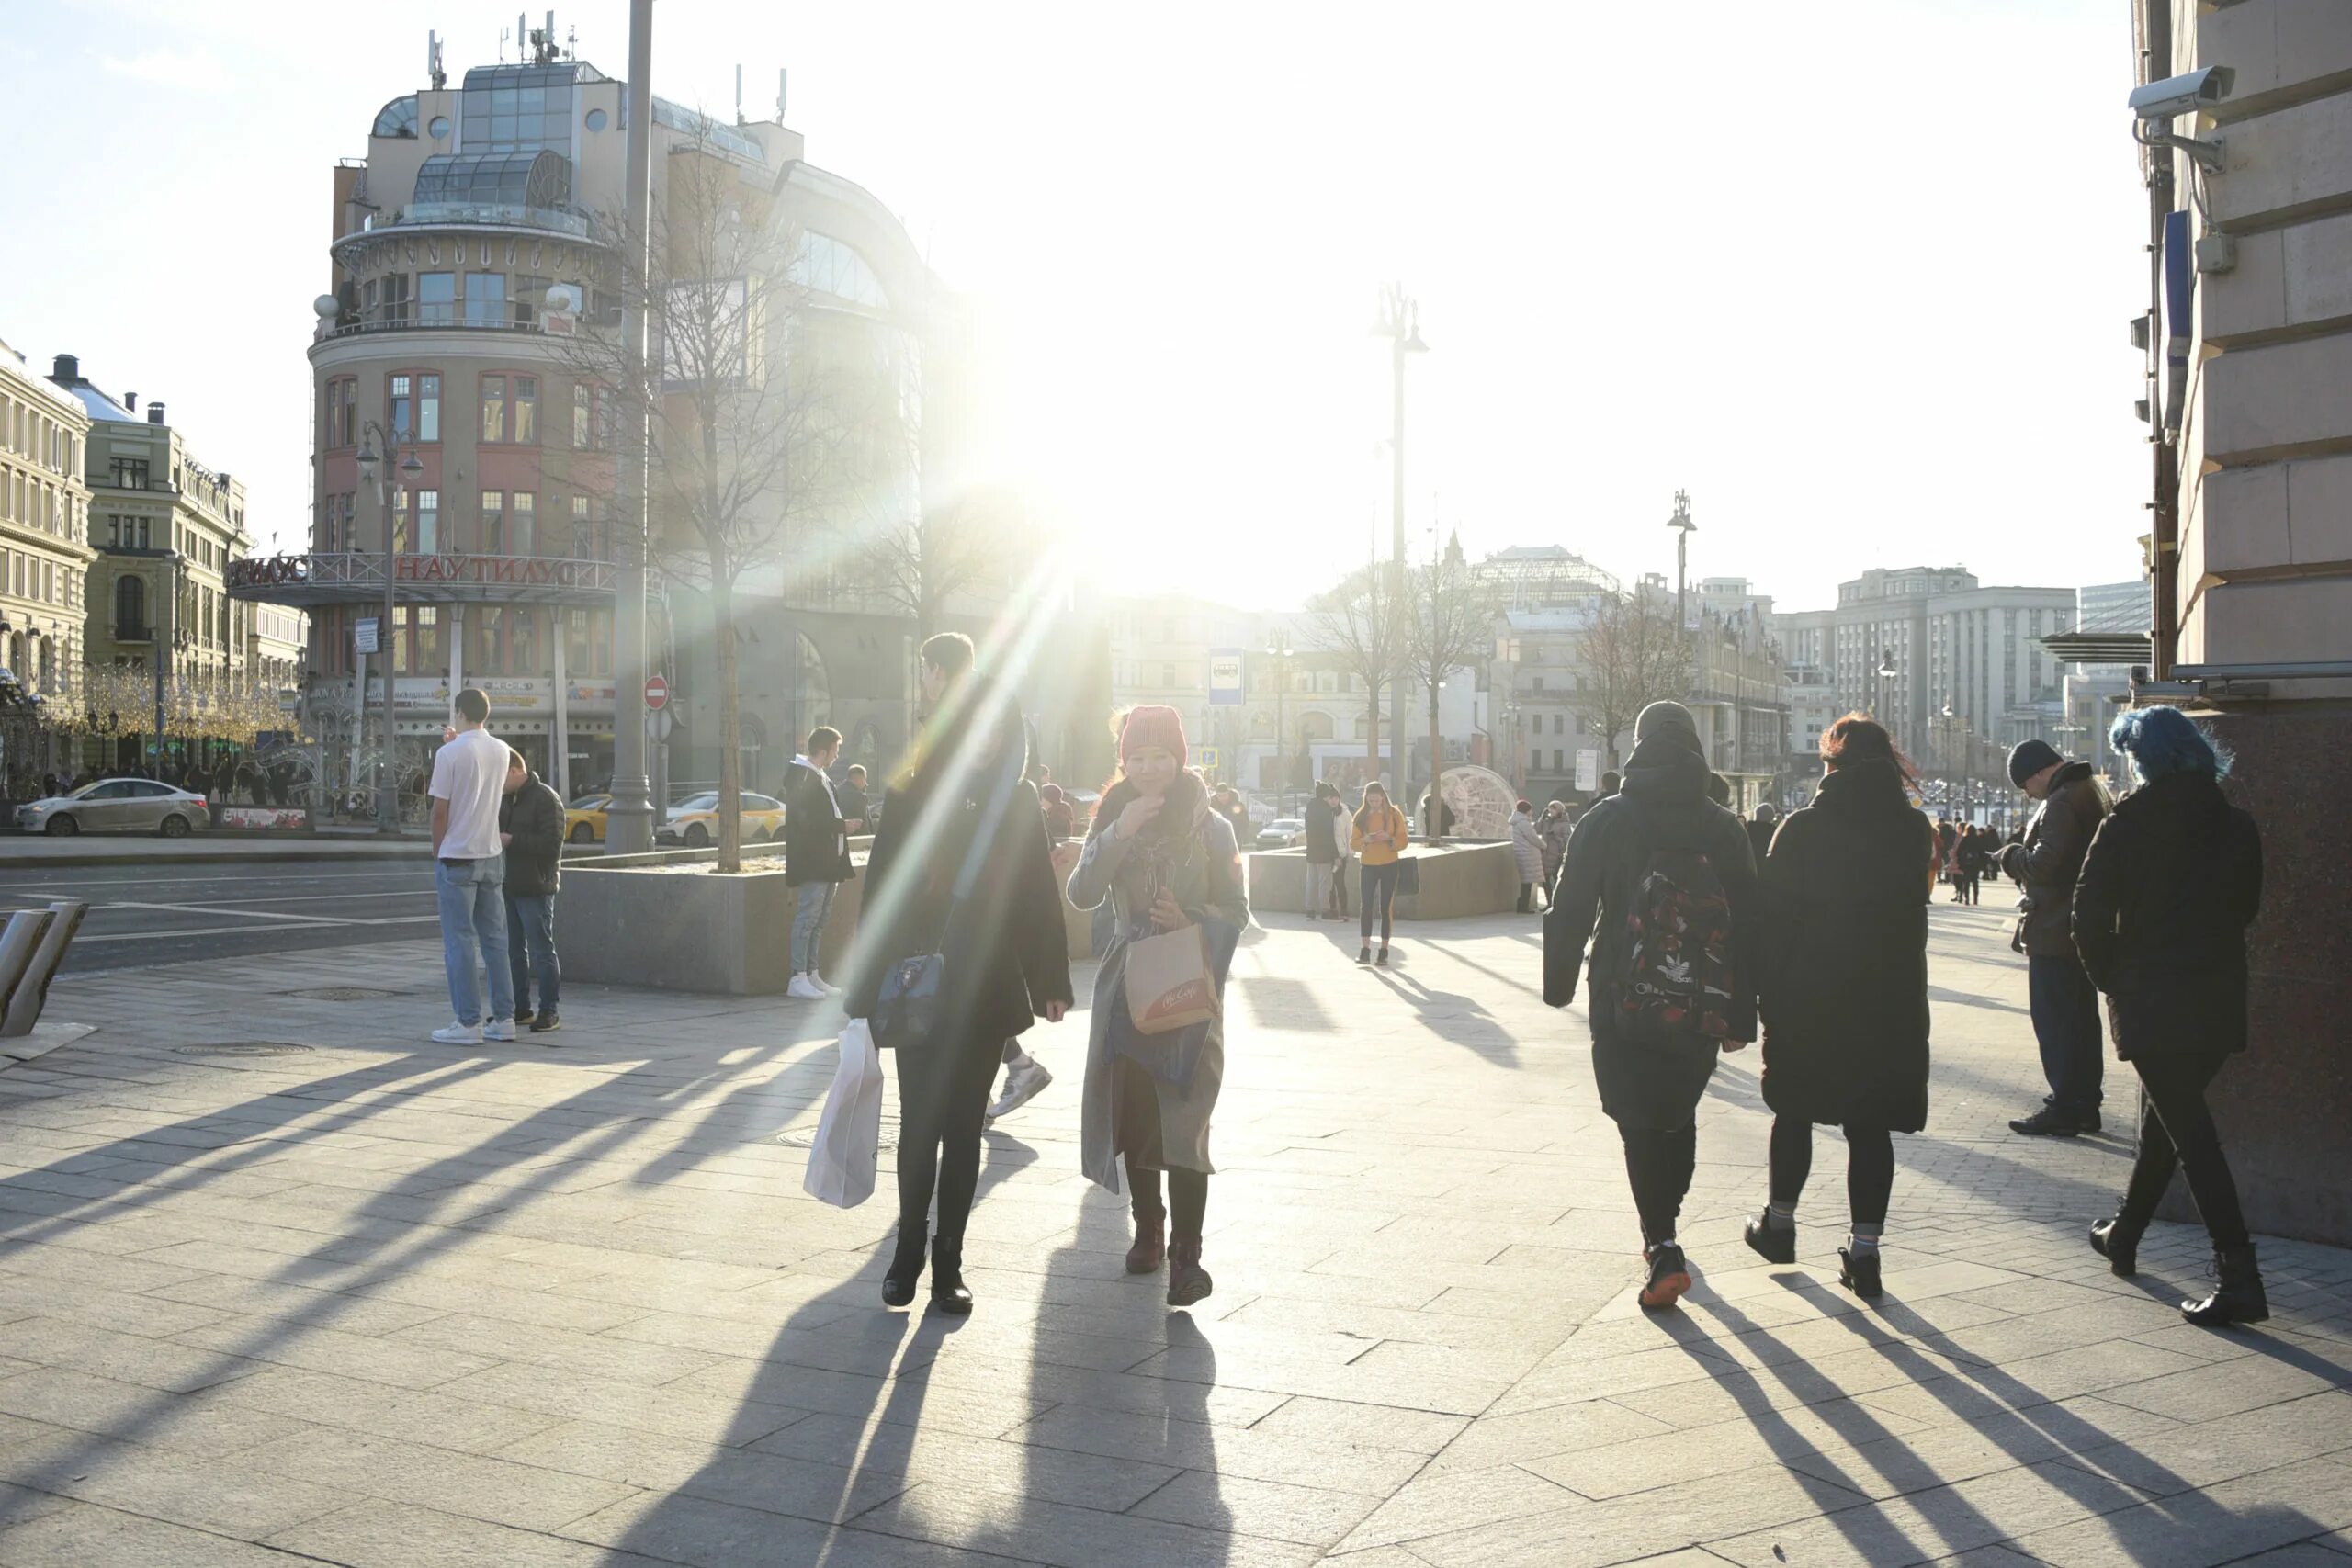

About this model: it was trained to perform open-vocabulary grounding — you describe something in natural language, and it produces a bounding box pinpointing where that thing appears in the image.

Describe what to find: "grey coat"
[1065,788,1248,1194]
[1510,811,1545,883]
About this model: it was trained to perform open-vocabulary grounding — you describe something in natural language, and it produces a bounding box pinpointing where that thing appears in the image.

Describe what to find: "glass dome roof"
[412,150,572,213]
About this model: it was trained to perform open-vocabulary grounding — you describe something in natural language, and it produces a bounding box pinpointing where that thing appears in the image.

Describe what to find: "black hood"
[2114,770,2231,841]
[1618,732,1712,807]
[1815,758,1911,815]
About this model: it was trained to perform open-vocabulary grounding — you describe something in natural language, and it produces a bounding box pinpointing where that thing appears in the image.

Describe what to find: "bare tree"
[554,132,885,873]
[1405,544,1487,841]
[1303,558,1404,778]
[855,485,1021,639]
[1578,589,1691,769]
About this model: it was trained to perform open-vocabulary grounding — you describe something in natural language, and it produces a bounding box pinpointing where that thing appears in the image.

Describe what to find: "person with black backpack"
[1545,701,1759,1311]
[1743,716,1938,1299]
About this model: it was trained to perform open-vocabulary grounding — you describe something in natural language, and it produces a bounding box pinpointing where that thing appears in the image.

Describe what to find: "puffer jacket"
[2000,761,2110,956]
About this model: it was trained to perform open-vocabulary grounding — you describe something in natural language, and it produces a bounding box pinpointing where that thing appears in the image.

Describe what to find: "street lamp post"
[1871,648,1896,735]
[1668,491,1696,631]
[356,427,424,835]
[605,0,658,855]
[1374,283,1427,793]
[1264,633,1291,818]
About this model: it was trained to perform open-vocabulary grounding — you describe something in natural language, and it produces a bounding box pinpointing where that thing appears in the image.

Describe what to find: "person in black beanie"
[2000,737,2112,1136]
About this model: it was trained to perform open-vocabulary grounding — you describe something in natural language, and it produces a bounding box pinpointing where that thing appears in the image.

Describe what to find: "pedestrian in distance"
[1746,800,1781,870]
[1329,790,1353,920]
[836,763,872,840]
[1546,700,1759,1311]
[498,749,565,1036]
[1039,782,1076,845]
[842,633,1073,1314]
[1304,781,1344,920]
[1510,798,1546,913]
[1955,825,1988,906]
[785,727,861,1000]
[1600,770,1622,799]
[1351,781,1410,965]
[1540,800,1570,902]
[428,688,516,1045]
[1208,783,1252,851]
[2075,706,2268,1326]
[1745,716,1937,1300]
[1065,705,1248,1307]
[2000,738,2113,1136]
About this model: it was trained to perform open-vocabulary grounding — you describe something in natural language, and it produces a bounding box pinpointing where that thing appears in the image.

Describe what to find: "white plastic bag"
[801,1018,885,1208]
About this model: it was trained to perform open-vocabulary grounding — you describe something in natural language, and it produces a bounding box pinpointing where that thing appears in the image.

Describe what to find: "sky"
[0,0,2153,613]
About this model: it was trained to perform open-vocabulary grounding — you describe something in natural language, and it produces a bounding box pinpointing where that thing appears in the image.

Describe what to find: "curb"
[6,844,609,870]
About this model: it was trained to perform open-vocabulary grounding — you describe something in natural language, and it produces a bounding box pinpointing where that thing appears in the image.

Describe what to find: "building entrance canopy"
[228,550,616,608]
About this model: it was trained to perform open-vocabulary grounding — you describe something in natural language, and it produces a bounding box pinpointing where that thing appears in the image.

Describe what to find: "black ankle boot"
[930,1238,973,1315]
[880,1229,925,1308]
[2088,1213,2144,1277]
[2182,1244,2267,1327]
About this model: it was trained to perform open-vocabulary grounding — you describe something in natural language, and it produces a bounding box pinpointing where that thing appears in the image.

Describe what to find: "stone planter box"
[561,840,866,996]
[1243,840,1520,919]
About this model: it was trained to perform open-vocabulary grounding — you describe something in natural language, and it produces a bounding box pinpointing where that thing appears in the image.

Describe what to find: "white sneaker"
[808,974,840,996]
[483,1018,517,1043]
[432,1021,483,1046]
[786,974,828,1000]
[985,1057,1053,1122]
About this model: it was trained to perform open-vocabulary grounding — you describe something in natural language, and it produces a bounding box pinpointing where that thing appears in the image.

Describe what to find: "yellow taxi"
[655,790,787,848]
[564,793,612,844]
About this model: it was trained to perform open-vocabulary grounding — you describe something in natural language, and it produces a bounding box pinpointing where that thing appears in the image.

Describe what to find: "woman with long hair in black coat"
[1745,715,1939,1299]
[2075,705,2267,1325]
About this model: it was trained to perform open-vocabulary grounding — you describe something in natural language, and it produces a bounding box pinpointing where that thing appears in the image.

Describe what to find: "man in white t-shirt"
[428,687,516,1044]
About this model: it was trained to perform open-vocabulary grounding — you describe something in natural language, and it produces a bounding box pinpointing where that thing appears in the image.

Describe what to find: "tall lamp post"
[1871,648,1896,734]
[1374,283,1426,794]
[605,0,658,855]
[1264,632,1291,817]
[356,427,424,835]
[1668,490,1696,631]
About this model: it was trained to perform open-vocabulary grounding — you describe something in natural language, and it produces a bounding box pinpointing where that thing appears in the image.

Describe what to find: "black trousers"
[2120,1051,2248,1250]
[1125,1155,1208,1240]
[1360,863,1402,944]
[892,1033,1002,1254]
[1768,1116,1894,1226]
[1621,1123,1697,1247]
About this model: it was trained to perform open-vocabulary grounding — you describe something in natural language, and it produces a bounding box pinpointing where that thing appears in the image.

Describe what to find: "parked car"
[1255,818,1306,849]
[564,793,612,844]
[655,791,787,848]
[17,778,209,838]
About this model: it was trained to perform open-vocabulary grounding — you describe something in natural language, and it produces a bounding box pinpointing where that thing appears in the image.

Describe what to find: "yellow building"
[0,335,94,795]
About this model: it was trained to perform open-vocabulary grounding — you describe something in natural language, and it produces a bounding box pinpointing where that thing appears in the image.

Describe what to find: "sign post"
[353,617,380,656]
[1207,649,1243,706]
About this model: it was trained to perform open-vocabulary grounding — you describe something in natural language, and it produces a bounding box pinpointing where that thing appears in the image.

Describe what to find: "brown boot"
[1167,1237,1213,1307]
[1126,1210,1167,1275]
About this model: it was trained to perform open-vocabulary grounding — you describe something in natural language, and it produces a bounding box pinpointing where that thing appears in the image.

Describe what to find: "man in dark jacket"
[1303,782,1341,919]
[1746,801,1780,867]
[1999,739,2111,1135]
[836,764,871,838]
[784,727,861,1000]
[1546,701,1759,1311]
[843,632,1073,1307]
[499,751,566,1035]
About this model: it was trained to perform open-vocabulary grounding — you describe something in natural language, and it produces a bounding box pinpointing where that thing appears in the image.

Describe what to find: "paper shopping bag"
[801,1018,885,1207]
[1124,923,1221,1036]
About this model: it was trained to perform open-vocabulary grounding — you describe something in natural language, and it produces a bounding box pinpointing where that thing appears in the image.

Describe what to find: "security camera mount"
[2134,119,2225,173]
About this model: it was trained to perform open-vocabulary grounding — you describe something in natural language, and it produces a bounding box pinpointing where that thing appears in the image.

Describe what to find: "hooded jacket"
[497,771,565,897]
[783,758,854,887]
[2001,760,2110,956]
[2072,771,2262,1060]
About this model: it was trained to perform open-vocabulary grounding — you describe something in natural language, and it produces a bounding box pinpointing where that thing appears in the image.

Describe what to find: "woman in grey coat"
[1510,800,1546,912]
[1066,705,1247,1308]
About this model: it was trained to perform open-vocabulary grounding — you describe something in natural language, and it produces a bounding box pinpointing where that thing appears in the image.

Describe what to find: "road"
[0,860,442,974]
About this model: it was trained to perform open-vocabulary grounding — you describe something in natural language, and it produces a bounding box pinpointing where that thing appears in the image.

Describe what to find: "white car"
[1254,818,1306,849]
[17,778,210,837]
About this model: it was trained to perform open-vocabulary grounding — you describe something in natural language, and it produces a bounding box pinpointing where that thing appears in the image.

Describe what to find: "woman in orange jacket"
[1350,782,1410,965]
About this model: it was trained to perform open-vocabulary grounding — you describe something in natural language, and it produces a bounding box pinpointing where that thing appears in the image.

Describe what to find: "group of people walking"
[1546,698,2269,1327]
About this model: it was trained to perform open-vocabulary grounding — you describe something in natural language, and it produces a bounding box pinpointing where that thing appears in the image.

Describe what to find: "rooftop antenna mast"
[427,29,445,90]
[735,64,743,125]
[777,68,787,121]
[565,24,577,60]
[497,24,510,62]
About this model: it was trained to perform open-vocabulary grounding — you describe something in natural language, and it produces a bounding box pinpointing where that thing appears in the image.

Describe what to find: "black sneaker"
[1838,1247,1883,1300]
[530,1010,561,1034]
[1639,1243,1690,1311]
[1376,947,1391,966]
[514,1009,536,1027]
[2076,1110,2102,1134]
[1743,1213,1795,1265]
[1358,945,1372,964]
[2008,1106,2081,1137]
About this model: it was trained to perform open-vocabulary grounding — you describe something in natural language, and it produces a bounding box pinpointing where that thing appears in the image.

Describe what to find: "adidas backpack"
[1615,847,1736,1043]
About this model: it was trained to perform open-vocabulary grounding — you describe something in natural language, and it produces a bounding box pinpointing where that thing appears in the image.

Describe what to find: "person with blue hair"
[2072,705,2267,1325]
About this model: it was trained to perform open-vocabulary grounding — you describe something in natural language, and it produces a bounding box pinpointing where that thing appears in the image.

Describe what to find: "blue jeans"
[505,893,560,1015]
[436,857,514,1025]
[792,880,837,974]
[2028,953,2104,1116]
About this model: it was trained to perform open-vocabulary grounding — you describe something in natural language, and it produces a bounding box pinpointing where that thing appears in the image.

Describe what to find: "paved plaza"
[0,900,2345,1566]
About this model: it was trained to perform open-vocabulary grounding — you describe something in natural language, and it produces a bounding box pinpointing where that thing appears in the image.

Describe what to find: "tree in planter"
[555,136,883,874]
[1577,587,1690,769]
[1404,539,1487,842]
[1303,558,1405,781]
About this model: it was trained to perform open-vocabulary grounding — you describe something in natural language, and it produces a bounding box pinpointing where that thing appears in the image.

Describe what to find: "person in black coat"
[1546,700,1760,1311]
[1746,801,1781,868]
[1743,716,1937,1299]
[2074,706,2267,1326]
[842,633,1074,1314]
[784,728,861,998]
[498,751,567,1032]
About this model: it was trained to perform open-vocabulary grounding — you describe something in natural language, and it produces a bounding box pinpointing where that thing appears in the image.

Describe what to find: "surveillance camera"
[2130,66,2233,121]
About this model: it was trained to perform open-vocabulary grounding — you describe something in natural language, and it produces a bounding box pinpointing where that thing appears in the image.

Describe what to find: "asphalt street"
[0,859,442,974]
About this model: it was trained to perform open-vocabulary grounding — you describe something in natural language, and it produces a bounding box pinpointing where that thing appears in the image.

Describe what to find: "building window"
[110,457,149,491]
[379,273,411,325]
[389,373,441,443]
[481,490,504,553]
[481,377,505,443]
[511,491,535,554]
[513,376,536,444]
[572,383,592,447]
[465,272,505,327]
[417,272,456,324]
[114,575,145,639]
[322,378,356,448]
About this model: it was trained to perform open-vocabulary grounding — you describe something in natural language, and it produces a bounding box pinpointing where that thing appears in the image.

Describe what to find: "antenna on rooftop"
[777,68,787,121]
[497,24,510,62]
[735,64,743,124]
[427,29,445,90]
[565,24,577,60]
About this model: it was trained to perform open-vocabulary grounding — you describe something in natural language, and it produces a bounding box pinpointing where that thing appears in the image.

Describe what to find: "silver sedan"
[16,779,211,838]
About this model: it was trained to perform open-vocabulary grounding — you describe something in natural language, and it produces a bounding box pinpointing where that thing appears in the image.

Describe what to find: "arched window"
[115,576,146,639]
[1298,711,1336,741]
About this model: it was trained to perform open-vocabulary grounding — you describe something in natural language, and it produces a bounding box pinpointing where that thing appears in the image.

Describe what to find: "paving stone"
[745,1408,1176,1511]
[0,1432,350,1540]
[205,1365,564,1455]
[1127,1467,1383,1546]
[266,1496,678,1568]
[0,1500,320,1566]
[1706,1458,2161,1566]
[234,1426,639,1534]
[851,1480,1322,1568]
[2001,1455,2352,1566]
[0,1368,311,1457]
[1009,1402,1426,1495]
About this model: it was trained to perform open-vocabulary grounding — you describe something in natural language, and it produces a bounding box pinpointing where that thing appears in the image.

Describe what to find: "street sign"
[1575,749,1601,793]
[353,617,380,655]
[646,707,673,743]
[1197,746,1222,777]
[1208,649,1243,705]
[643,673,670,711]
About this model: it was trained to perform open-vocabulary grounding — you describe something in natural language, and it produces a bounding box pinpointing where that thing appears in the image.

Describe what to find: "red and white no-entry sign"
[643,674,670,710]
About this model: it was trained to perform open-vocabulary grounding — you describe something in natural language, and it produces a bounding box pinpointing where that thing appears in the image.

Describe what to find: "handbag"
[801,1019,885,1207]
[870,749,1023,1051]
[1125,923,1220,1035]
[1109,917,1241,1089]
[1396,854,1421,897]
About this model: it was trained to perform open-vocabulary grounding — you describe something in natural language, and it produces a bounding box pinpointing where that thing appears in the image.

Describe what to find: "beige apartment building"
[0,336,95,793]
[2131,0,2352,1242]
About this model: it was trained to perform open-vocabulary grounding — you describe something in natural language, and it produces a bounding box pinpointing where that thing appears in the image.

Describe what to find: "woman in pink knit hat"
[1066,705,1249,1307]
